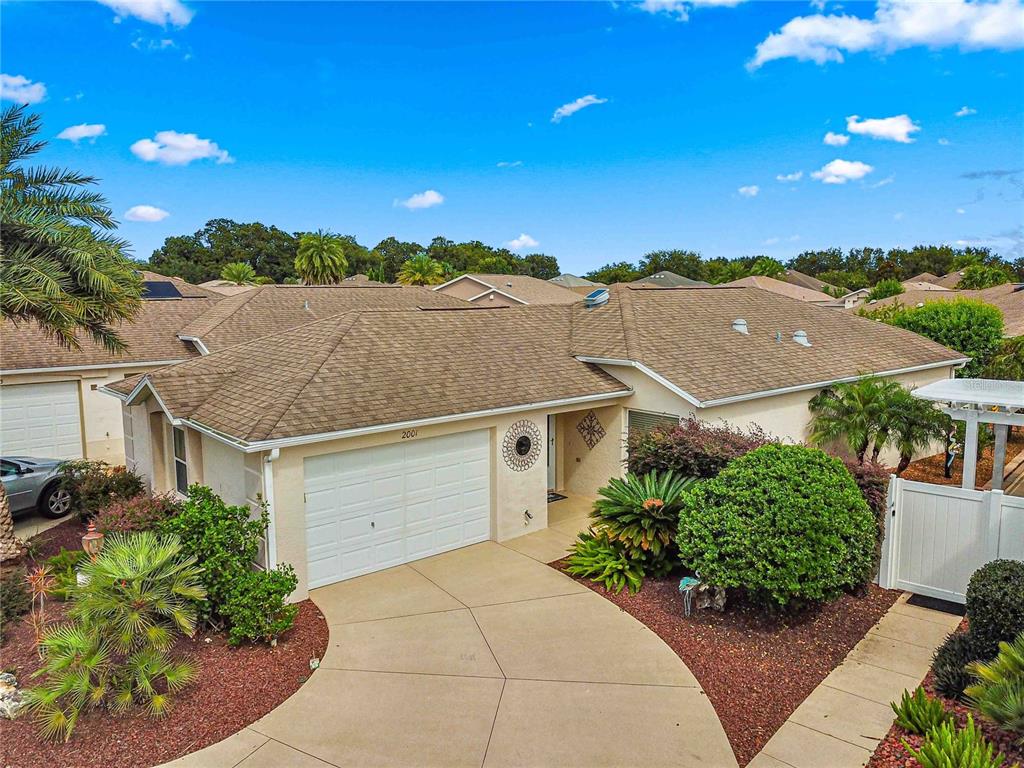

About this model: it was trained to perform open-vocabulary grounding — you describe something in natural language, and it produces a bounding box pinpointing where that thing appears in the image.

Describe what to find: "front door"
[547,415,556,490]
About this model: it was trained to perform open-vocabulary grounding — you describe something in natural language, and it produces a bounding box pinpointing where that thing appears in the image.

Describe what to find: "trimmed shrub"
[933,631,984,700]
[868,278,905,301]
[966,632,1024,742]
[904,715,1009,768]
[843,458,890,572]
[892,686,952,735]
[58,460,145,521]
[887,298,1004,378]
[966,560,1024,659]
[0,568,30,643]
[676,444,877,610]
[94,493,181,534]
[626,417,773,479]
[565,530,645,595]
[223,565,300,646]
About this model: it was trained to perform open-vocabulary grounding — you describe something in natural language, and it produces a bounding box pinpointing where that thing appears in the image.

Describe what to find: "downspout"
[262,448,280,569]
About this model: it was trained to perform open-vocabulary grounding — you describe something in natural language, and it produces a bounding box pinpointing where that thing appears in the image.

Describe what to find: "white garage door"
[304,430,491,588]
[0,382,83,459]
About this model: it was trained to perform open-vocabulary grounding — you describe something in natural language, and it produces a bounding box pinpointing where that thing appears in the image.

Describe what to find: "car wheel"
[39,484,73,519]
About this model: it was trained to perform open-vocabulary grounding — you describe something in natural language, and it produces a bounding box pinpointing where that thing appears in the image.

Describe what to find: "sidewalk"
[748,593,962,768]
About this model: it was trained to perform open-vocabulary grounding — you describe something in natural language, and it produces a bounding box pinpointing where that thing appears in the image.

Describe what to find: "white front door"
[303,429,491,588]
[0,381,83,459]
[547,415,557,490]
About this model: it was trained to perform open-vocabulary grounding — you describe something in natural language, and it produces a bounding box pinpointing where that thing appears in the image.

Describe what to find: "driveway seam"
[243,737,345,768]
[305,666,698,688]
[225,731,271,768]
[325,605,471,628]
[463,588,594,611]
[479,678,506,768]
[778,720,874,754]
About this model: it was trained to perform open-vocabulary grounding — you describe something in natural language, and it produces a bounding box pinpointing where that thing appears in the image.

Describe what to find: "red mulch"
[556,562,901,767]
[0,521,330,768]
[900,430,1024,490]
[22,516,91,563]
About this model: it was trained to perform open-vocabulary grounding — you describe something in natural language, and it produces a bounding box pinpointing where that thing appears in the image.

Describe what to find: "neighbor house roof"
[435,274,582,305]
[631,271,710,288]
[858,283,1024,337]
[900,280,951,292]
[905,272,943,285]
[107,306,630,445]
[782,269,838,294]
[933,271,966,289]
[570,285,966,406]
[718,275,836,304]
[139,271,222,299]
[176,284,471,353]
[549,274,601,288]
[198,279,260,296]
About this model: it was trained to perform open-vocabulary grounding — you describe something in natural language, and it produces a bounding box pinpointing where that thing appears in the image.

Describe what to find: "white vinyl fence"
[878,477,1024,604]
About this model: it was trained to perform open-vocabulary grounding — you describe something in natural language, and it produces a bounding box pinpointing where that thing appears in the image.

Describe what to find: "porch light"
[82,521,104,560]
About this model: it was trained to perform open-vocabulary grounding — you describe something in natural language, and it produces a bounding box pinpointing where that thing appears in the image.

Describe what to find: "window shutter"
[627,410,681,436]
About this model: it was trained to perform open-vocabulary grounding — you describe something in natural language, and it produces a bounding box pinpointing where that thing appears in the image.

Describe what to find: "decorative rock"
[695,583,727,612]
[0,672,27,720]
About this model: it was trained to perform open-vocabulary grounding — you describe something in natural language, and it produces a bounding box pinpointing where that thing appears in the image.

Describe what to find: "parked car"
[1,456,72,518]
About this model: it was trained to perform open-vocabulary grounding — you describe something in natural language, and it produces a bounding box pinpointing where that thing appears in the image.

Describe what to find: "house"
[548,273,601,288]
[783,269,839,294]
[718,275,839,306]
[901,280,952,293]
[199,279,260,296]
[838,287,872,309]
[904,272,944,286]
[0,272,222,462]
[102,284,965,599]
[631,270,710,288]
[858,283,1024,336]
[433,273,582,306]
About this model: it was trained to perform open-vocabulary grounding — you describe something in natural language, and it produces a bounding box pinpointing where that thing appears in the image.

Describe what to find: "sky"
[3,0,1023,274]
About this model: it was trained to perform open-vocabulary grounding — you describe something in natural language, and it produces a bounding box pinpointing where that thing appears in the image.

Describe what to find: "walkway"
[166,506,736,768]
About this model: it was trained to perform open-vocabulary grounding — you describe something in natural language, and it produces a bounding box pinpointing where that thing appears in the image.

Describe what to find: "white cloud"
[956,207,966,214]
[738,185,760,197]
[811,158,874,184]
[637,0,748,21]
[763,236,781,245]
[96,0,193,26]
[124,204,169,222]
[748,0,1024,69]
[551,94,607,123]
[396,189,444,210]
[893,211,905,221]
[0,74,46,104]
[868,174,896,188]
[823,131,850,146]
[846,113,920,143]
[130,130,233,165]
[776,170,803,182]
[938,137,951,145]
[506,233,539,250]
[955,105,978,117]
[496,160,523,168]
[56,123,107,143]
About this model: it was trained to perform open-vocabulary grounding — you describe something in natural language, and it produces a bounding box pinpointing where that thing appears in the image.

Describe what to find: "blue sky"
[3,0,1023,274]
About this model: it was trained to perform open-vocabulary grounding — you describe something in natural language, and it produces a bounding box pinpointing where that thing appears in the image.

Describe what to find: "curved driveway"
[166,539,736,768]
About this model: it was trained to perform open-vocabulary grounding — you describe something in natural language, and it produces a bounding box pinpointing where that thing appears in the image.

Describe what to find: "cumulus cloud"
[551,94,607,123]
[130,130,234,165]
[396,189,445,210]
[637,0,748,21]
[0,74,46,104]
[56,123,107,143]
[96,0,193,26]
[496,160,523,168]
[823,131,850,146]
[776,171,803,182]
[846,114,920,143]
[955,105,978,117]
[748,0,1024,69]
[124,204,170,222]
[738,185,760,197]
[938,138,951,145]
[957,207,966,214]
[811,159,874,184]
[506,233,539,250]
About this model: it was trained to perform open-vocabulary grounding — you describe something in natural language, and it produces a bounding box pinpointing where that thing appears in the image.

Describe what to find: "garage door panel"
[0,382,83,459]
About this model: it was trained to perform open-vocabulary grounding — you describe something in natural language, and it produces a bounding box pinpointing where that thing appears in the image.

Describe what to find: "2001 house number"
[401,429,419,439]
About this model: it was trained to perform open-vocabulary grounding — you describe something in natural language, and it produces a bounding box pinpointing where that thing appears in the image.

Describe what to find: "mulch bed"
[1,520,330,768]
[901,430,1024,490]
[556,562,901,767]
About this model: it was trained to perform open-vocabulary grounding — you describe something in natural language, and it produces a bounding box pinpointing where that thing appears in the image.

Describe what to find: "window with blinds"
[122,407,135,472]
[627,410,681,437]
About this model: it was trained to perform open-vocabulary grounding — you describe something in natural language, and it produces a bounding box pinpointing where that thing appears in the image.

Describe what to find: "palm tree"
[808,377,899,463]
[219,261,257,285]
[0,106,143,563]
[882,391,949,475]
[397,254,445,286]
[294,229,347,284]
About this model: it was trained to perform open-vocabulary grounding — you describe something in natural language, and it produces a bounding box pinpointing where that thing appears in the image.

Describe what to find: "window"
[1,460,19,478]
[627,410,681,438]
[172,426,188,495]
[122,408,135,472]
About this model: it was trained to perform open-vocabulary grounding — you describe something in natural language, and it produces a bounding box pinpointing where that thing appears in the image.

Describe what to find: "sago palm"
[397,253,445,286]
[295,229,347,284]
[808,376,899,463]
[219,261,257,285]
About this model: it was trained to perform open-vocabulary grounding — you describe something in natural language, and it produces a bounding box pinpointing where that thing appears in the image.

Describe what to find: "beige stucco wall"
[435,278,490,301]
[201,434,245,506]
[471,290,521,307]
[556,405,624,496]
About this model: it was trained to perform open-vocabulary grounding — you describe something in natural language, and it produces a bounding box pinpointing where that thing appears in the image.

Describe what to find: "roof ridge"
[185,285,265,338]
[617,286,642,359]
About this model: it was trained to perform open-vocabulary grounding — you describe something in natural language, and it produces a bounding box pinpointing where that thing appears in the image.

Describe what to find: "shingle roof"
[110,306,629,443]
[783,269,839,293]
[139,271,222,299]
[570,285,965,404]
[177,284,471,352]
[719,275,835,303]
[859,284,1024,337]
[459,274,583,305]
[631,271,710,288]
[549,274,602,288]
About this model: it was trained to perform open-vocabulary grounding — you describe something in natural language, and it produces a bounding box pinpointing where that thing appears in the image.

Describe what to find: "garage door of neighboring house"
[303,430,491,588]
[0,382,83,459]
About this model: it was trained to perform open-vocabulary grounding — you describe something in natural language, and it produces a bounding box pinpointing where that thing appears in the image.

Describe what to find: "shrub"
[967,632,1024,742]
[565,530,645,595]
[933,631,984,700]
[868,278,905,301]
[58,460,145,521]
[959,264,1012,290]
[843,458,890,570]
[626,417,772,479]
[966,560,1024,659]
[892,686,952,735]
[0,568,30,642]
[590,471,696,574]
[904,715,1008,768]
[93,493,181,534]
[223,565,300,646]
[676,444,877,610]
[44,548,85,601]
[887,299,1005,378]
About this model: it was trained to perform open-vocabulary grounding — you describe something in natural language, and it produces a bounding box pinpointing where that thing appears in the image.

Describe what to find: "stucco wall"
[557,405,625,495]
[435,278,489,301]
[471,290,521,307]
[201,435,246,506]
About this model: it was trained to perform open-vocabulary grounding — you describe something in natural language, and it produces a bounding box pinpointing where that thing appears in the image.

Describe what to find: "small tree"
[958,263,1012,290]
[867,278,905,301]
[220,261,257,285]
[877,388,950,475]
[295,229,347,284]
[985,337,1024,381]
[808,377,899,463]
[396,254,445,286]
[888,299,1004,378]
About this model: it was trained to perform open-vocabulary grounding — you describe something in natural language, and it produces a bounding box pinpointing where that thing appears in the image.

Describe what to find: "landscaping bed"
[557,560,901,767]
[901,429,1024,490]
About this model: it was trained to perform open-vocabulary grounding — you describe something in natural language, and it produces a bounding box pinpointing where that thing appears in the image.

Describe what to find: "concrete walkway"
[166,521,736,767]
[749,593,963,768]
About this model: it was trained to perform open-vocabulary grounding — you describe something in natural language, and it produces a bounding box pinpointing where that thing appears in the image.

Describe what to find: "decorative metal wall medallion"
[502,419,542,471]
[576,410,606,449]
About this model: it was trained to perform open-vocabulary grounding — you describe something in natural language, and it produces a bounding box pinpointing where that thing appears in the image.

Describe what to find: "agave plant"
[591,471,696,574]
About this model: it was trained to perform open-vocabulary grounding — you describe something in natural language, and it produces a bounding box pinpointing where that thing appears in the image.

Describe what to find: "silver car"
[1,456,73,519]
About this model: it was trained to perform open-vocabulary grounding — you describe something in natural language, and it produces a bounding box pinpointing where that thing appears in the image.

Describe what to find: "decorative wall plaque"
[576,410,606,449]
[502,419,542,471]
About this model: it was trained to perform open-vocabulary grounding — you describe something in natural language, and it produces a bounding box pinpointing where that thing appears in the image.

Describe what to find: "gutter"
[3,359,185,376]
[176,335,210,356]
[262,448,280,569]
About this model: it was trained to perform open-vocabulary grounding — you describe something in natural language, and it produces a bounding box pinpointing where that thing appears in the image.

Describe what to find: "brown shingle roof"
[859,284,1024,337]
[719,275,835,303]
[139,271,223,299]
[783,269,839,293]
[457,274,583,305]
[177,284,471,352]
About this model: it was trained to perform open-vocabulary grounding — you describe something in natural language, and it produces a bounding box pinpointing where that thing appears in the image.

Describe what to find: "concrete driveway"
[166,538,736,768]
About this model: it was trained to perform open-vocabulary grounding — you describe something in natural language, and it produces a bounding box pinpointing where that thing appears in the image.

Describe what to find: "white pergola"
[912,379,1024,491]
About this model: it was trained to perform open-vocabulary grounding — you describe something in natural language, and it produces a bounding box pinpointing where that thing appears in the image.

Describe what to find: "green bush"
[565,530,645,594]
[223,565,300,646]
[626,417,772,479]
[45,548,85,601]
[892,686,952,735]
[590,471,696,575]
[93,493,181,534]
[966,560,1024,659]
[959,264,1012,290]
[675,444,877,610]
[904,715,1009,768]
[967,632,1024,742]
[0,568,30,643]
[58,460,145,521]
[933,631,983,700]
[887,298,1005,378]
[868,278,905,301]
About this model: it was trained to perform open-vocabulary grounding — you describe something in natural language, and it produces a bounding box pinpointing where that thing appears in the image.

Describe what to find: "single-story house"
[901,279,951,293]
[549,273,602,289]
[433,273,581,306]
[783,269,839,294]
[856,283,1023,337]
[838,287,872,309]
[631,270,710,288]
[719,275,839,306]
[102,284,965,599]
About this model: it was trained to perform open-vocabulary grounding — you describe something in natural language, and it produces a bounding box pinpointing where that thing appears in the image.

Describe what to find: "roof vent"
[506,281,513,288]
[303,300,310,311]
[732,318,749,335]
[793,330,811,347]
[584,288,609,308]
